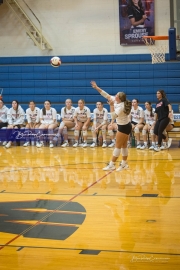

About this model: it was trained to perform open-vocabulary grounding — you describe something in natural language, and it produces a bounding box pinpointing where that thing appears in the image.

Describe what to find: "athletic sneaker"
[73,142,78,147]
[154,146,161,152]
[23,141,30,147]
[116,163,129,172]
[103,163,116,171]
[140,144,148,150]
[167,138,172,148]
[149,145,155,150]
[36,142,44,148]
[136,144,141,149]
[90,142,97,148]
[160,144,168,150]
[108,142,115,148]
[82,142,88,148]
[61,141,69,147]
[102,142,107,148]
[127,142,131,148]
[2,141,7,146]
[36,141,39,147]
[5,142,11,149]
[49,143,54,148]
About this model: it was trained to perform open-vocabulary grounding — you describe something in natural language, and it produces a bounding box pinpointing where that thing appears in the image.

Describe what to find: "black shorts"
[118,122,132,135]
[0,122,8,129]
[131,121,145,126]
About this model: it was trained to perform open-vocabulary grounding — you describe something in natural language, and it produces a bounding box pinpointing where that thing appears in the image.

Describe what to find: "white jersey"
[26,107,40,124]
[61,106,76,120]
[7,105,25,125]
[40,107,57,124]
[74,106,91,122]
[0,105,8,123]
[131,106,144,124]
[93,108,108,124]
[110,96,122,110]
[144,108,155,125]
[115,102,130,125]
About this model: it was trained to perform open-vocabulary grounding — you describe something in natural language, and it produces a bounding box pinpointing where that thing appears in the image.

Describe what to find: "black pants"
[154,117,170,145]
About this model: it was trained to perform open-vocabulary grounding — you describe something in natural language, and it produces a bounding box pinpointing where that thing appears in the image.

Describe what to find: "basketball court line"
[0,170,114,251]
[1,243,180,256]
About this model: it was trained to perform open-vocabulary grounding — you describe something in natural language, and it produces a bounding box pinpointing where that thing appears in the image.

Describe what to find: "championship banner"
[119,0,154,45]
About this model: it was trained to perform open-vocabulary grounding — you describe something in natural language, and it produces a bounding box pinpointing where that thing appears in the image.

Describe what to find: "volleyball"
[50,56,61,68]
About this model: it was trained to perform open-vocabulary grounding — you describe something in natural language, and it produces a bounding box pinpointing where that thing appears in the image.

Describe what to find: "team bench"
[167,114,180,147]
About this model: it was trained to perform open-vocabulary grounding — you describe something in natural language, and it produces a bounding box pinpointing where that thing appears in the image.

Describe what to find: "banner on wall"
[119,0,155,45]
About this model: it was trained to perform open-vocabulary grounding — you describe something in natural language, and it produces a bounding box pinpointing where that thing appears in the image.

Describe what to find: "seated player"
[128,99,144,148]
[37,100,58,148]
[140,101,156,150]
[4,100,25,149]
[90,101,108,148]
[73,99,91,148]
[54,99,75,147]
[23,101,41,147]
[0,99,8,145]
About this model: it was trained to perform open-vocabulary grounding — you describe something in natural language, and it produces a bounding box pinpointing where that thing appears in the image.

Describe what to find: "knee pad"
[113,148,121,158]
[102,129,106,134]
[142,129,147,135]
[121,148,128,157]
[83,130,87,137]
[108,130,114,136]
[74,130,79,137]
[150,129,154,135]
[59,122,65,129]
[62,127,67,135]
[134,127,139,134]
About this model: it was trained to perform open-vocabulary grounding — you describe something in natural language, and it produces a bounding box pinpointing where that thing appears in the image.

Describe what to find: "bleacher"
[0,54,180,114]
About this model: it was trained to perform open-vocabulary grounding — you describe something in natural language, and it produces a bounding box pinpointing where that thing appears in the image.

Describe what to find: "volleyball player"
[55,99,75,147]
[140,101,156,150]
[154,90,172,152]
[4,100,25,148]
[37,100,58,148]
[91,81,132,171]
[128,99,144,148]
[23,101,40,147]
[0,99,8,145]
[90,101,108,148]
[73,99,91,147]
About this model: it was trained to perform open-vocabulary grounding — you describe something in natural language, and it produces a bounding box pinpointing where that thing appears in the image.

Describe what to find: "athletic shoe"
[108,142,115,148]
[140,144,148,150]
[90,142,97,148]
[61,142,69,148]
[167,138,172,149]
[2,141,7,146]
[82,142,88,148]
[49,143,54,148]
[116,163,129,172]
[103,163,116,171]
[154,146,161,152]
[36,142,44,148]
[23,141,30,147]
[160,144,168,150]
[149,145,155,150]
[73,142,78,147]
[102,142,107,148]
[5,142,11,149]
[136,144,141,149]
[36,141,39,147]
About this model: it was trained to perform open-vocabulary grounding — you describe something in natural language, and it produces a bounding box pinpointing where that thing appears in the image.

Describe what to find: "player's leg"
[73,121,83,147]
[108,123,117,147]
[90,124,99,148]
[82,123,90,147]
[61,121,75,147]
[140,124,148,149]
[102,124,108,148]
[36,123,48,148]
[149,126,156,150]
[154,118,169,151]
[48,123,58,148]
[134,123,144,149]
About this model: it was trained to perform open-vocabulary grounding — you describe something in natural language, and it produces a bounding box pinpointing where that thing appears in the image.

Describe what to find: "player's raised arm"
[90,81,111,100]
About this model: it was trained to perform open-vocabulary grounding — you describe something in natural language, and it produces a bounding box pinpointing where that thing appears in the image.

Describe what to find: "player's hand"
[90,81,98,89]
[142,14,147,21]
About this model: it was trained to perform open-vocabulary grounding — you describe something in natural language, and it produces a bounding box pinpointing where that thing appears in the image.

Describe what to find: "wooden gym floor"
[0,144,180,270]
